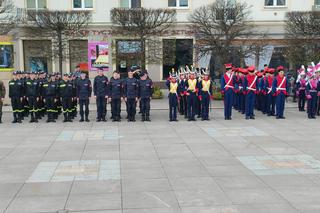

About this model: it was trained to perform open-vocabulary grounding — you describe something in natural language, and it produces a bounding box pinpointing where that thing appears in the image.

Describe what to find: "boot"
[12,113,17,123]
[63,113,68,122]
[85,115,90,122]
[0,112,2,123]
[141,115,145,122]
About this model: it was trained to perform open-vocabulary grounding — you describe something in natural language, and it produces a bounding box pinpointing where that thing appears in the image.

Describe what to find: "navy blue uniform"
[198,79,214,120]
[138,79,153,121]
[77,78,92,121]
[178,79,187,117]
[9,79,24,122]
[25,79,40,122]
[221,73,235,120]
[272,76,289,119]
[59,80,74,122]
[108,78,123,121]
[166,80,180,121]
[124,77,138,121]
[244,74,258,119]
[306,79,320,119]
[186,78,198,121]
[265,76,276,116]
[43,80,59,122]
[94,75,108,121]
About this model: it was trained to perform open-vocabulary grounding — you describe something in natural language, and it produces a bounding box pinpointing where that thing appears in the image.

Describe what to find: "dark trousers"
[276,93,286,118]
[28,96,38,119]
[126,98,137,119]
[298,91,306,111]
[11,97,22,119]
[201,92,210,119]
[46,97,56,120]
[111,98,121,119]
[196,97,201,117]
[79,99,89,119]
[96,96,106,119]
[234,93,239,110]
[141,98,151,117]
[245,91,256,117]
[169,94,178,120]
[239,93,245,113]
[266,93,275,115]
[62,97,72,118]
[179,95,187,116]
[307,92,317,118]
[37,97,45,116]
[224,89,234,119]
[187,92,197,119]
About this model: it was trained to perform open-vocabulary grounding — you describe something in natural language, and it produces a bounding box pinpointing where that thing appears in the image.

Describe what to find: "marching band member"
[272,66,289,119]
[221,63,235,120]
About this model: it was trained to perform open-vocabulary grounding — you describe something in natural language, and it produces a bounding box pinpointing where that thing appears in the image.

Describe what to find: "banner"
[88,41,109,71]
[0,36,14,72]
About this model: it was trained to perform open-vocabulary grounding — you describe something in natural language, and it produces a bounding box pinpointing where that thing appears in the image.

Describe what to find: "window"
[120,0,141,8]
[316,0,320,5]
[26,0,47,9]
[73,0,93,10]
[168,0,188,8]
[265,0,286,7]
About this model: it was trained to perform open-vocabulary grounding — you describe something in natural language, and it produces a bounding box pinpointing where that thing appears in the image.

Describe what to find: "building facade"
[0,0,318,85]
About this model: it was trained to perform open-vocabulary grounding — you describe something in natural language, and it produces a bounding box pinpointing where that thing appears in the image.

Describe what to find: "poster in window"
[0,36,14,72]
[88,41,109,71]
[28,57,48,73]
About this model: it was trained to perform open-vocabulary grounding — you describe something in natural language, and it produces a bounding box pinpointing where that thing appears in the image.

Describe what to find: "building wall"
[3,0,317,85]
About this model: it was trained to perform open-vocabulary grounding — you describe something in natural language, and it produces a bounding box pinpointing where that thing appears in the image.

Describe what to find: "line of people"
[7,68,153,123]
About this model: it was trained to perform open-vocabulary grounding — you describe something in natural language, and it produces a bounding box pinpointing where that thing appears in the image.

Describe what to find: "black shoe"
[173,119,178,122]
[245,116,250,120]
[188,118,192,121]
[12,120,17,123]
[201,118,205,121]
[280,116,286,119]
[102,118,107,122]
[85,118,90,122]
[145,117,151,122]
[34,119,38,123]
[96,118,101,122]
[79,118,84,122]
[51,119,56,123]
[250,116,255,120]
[276,116,280,119]
[169,119,173,122]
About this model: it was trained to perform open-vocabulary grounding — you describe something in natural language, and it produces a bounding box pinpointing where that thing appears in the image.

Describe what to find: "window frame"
[264,0,287,8]
[72,0,94,10]
[26,0,47,10]
[168,0,189,9]
[120,0,141,8]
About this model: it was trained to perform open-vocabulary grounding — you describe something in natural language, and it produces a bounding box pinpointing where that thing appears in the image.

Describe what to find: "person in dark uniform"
[0,79,5,123]
[198,69,214,121]
[306,70,320,119]
[108,71,123,122]
[186,68,198,121]
[93,69,108,122]
[138,71,153,122]
[70,73,78,119]
[272,66,289,119]
[59,73,74,122]
[37,71,46,119]
[25,71,40,123]
[9,71,24,123]
[43,74,59,122]
[296,67,307,112]
[77,71,92,122]
[124,68,139,122]
[18,71,28,119]
[178,70,187,118]
[265,68,276,116]
[244,66,258,120]
[55,72,63,116]
[221,63,236,120]
[166,72,179,122]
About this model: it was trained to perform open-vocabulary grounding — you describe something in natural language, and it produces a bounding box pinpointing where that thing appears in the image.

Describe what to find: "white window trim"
[168,0,189,9]
[264,0,287,8]
[72,0,94,10]
[26,0,47,10]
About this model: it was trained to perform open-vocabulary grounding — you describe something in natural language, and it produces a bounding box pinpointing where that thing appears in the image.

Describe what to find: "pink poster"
[88,41,109,71]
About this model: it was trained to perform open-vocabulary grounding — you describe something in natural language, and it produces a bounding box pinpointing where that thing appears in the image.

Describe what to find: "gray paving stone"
[66,193,121,211]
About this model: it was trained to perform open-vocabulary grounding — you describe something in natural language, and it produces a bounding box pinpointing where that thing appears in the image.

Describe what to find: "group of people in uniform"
[295,63,320,119]
[2,62,320,124]
[6,68,153,123]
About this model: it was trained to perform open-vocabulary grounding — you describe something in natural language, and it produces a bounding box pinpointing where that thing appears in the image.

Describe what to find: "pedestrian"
[138,71,153,122]
[93,69,108,122]
[108,71,122,122]
[124,68,139,122]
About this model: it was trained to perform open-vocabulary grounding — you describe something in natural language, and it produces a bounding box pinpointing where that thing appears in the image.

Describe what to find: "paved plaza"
[0,99,320,213]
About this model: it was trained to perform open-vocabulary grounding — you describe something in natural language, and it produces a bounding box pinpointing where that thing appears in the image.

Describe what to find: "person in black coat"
[77,71,92,122]
[93,69,108,122]
[108,71,123,122]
